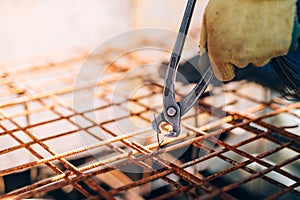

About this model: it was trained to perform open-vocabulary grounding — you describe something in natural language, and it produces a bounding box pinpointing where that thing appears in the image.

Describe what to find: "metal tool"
[152,0,213,137]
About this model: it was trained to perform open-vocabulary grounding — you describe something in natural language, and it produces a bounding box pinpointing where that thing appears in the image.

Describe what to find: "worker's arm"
[200,0,300,81]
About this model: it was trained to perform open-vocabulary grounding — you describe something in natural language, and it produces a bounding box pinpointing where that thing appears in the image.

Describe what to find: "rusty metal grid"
[0,42,299,200]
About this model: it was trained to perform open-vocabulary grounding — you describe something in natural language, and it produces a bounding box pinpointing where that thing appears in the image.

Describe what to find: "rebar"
[0,41,299,200]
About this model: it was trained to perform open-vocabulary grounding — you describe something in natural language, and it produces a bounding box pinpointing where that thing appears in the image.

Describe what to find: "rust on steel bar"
[193,141,300,197]
[0,41,299,200]
[197,154,300,200]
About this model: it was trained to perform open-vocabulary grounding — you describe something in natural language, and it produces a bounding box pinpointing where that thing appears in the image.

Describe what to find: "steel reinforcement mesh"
[0,39,299,200]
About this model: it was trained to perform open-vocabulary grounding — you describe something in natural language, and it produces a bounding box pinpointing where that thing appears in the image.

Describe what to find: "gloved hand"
[200,0,300,81]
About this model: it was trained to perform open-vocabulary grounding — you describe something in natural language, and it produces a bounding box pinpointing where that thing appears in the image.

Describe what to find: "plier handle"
[152,0,213,137]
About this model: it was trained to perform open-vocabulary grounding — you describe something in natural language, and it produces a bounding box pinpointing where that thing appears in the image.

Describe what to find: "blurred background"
[0,0,208,67]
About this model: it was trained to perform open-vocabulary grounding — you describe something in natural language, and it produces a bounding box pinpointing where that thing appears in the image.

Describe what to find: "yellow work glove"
[200,0,299,81]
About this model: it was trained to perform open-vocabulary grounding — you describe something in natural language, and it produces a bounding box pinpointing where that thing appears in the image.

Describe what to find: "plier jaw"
[161,58,182,137]
[152,66,213,137]
[152,105,181,137]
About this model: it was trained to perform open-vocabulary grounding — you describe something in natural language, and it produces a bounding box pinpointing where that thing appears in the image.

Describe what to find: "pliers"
[152,0,213,137]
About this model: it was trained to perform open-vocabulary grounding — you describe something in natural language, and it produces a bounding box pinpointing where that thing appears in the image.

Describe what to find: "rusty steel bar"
[0,42,299,200]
